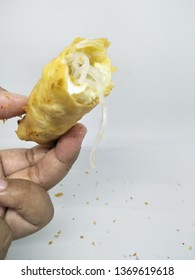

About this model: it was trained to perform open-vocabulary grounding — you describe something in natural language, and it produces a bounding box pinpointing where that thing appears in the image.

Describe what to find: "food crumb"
[93,221,96,225]
[113,219,116,223]
[96,197,99,201]
[80,235,84,239]
[144,201,149,206]
[85,169,90,175]
[48,241,53,245]
[188,246,192,250]
[92,242,96,246]
[55,192,64,197]
[132,252,137,257]
[54,230,62,238]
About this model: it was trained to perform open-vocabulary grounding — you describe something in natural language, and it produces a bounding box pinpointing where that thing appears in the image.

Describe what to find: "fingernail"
[0,86,8,92]
[77,124,87,139]
[67,124,87,141]
[0,179,7,190]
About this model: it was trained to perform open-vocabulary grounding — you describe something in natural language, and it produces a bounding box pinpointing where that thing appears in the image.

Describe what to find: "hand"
[0,88,87,240]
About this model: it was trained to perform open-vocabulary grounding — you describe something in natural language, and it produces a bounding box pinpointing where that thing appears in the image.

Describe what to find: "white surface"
[0,0,195,259]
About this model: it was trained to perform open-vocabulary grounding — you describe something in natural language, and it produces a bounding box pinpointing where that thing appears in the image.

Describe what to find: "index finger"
[0,88,27,119]
[7,123,87,191]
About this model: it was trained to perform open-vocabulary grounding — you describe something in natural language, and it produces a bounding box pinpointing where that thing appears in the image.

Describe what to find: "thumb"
[0,88,27,120]
[0,179,54,239]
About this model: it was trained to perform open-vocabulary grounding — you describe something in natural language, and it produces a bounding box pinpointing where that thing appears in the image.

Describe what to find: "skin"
[0,87,87,257]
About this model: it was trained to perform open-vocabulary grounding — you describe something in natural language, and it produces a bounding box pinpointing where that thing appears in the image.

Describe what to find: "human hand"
[0,88,87,241]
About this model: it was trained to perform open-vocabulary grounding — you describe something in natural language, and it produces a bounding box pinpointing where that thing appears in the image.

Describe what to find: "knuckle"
[25,148,36,166]
[27,165,44,187]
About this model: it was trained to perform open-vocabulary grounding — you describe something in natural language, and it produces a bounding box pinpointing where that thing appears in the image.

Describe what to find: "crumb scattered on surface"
[48,241,53,245]
[144,201,149,205]
[92,242,95,246]
[96,197,99,201]
[55,192,64,197]
[113,219,116,223]
[129,252,139,259]
[80,235,84,239]
[93,221,96,225]
[85,169,90,175]
[54,230,62,238]
[188,246,192,250]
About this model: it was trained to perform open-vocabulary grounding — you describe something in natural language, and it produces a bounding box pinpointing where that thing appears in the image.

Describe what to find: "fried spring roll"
[16,37,114,145]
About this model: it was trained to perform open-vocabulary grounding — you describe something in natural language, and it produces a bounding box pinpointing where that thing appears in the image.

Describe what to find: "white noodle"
[73,53,90,84]
[89,86,107,168]
[66,51,108,168]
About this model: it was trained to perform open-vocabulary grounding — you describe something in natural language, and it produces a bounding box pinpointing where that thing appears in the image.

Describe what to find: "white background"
[0,0,195,259]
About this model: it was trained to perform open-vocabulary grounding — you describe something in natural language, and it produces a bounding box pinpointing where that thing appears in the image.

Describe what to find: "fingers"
[0,217,13,260]
[0,89,27,119]
[7,123,87,191]
[0,179,54,240]
[35,123,87,190]
[0,146,50,177]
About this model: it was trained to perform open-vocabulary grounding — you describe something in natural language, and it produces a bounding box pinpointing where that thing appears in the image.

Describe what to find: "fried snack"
[16,37,114,145]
